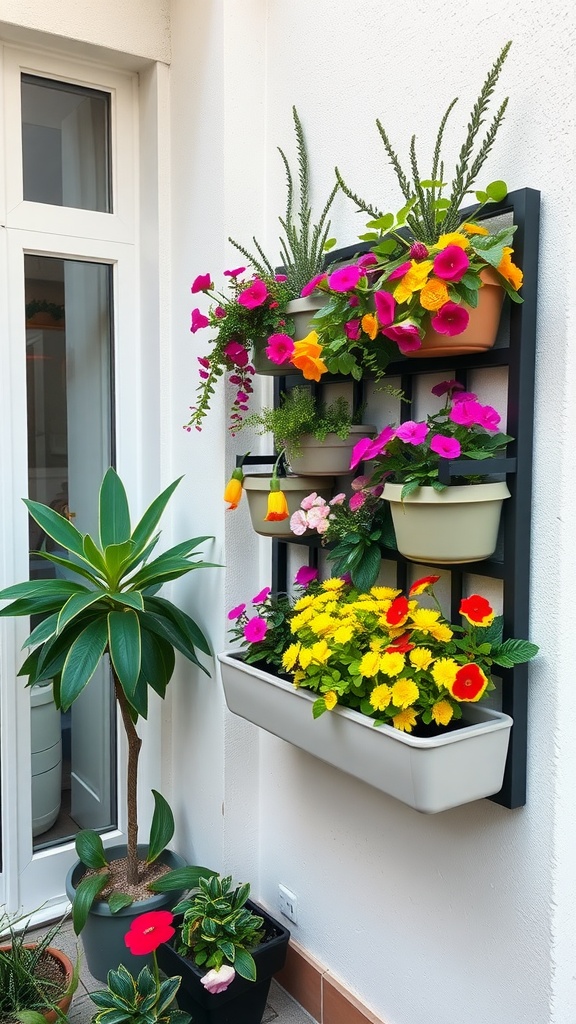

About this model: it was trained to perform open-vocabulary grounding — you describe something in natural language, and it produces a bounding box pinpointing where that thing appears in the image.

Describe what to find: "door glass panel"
[21,75,111,212]
[25,254,117,848]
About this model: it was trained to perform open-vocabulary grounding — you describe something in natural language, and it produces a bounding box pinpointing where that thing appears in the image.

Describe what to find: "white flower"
[200,965,236,994]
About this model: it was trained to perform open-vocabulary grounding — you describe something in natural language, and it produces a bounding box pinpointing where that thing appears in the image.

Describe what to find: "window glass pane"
[21,74,111,212]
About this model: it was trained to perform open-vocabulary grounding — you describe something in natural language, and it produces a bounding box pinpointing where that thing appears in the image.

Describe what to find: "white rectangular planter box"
[218,652,512,814]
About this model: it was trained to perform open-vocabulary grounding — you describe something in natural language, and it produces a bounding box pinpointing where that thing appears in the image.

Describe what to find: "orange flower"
[361,313,379,340]
[291,332,328,381]
[223,468,244,510]
[436,231,469,250]
[419,278,450,311]
[462,222,489,236]
[264,480,289,522]
[497,247,523,291]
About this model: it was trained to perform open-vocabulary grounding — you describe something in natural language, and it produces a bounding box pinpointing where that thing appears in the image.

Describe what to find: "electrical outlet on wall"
[278,883,298,924]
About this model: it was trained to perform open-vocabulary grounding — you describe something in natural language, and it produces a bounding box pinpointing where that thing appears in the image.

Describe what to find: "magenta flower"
[224,341,249,367]
[449,399,485,427]
[431,379,465,398]
[366,425,396,458]
[357,253,378,271]
[199,370,209,380]
[243,616,268,643]
[224,267,246,277]
[228,603,246,620]
[430,302,470,336]
[348,295,359,308]
[290,510,309,536]
[328,265,362,292]
[190,308,210,333]
[410,242,429,260]
[433,245,470,283]
[475,404,501,430]
[238,279,268,309]
[191,273,212,293]
[294,566,319,587]
[395,420,429,445]
[374,290,396,327]
[301,272,327,297]
[351,475,369,491]
[275,274,288,282]
[252,586,271,604]
[349,491,366,511]
[350,436,377,470]
[265,333,295,364]
[214,306,226,319]
[236,391,248,403]
[430,434,462,459]
[201,966,236,994]
[344,319,361,341]
[452,390,477,404]
[387,261,412,281]
[198,356,210,369]
[381,323,423,353]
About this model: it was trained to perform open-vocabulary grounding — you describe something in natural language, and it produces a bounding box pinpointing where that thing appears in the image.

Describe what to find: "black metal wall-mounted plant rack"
[239,187,540,810]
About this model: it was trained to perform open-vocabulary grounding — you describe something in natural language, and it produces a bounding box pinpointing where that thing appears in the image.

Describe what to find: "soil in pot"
[0,946,74,1024]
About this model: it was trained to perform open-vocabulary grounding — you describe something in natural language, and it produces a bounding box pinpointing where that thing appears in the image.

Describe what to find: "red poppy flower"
[124,910,175,955]
[460,595,494,627]
[449,663,489,702]
[409,575,441,596]
[385,596,409,627]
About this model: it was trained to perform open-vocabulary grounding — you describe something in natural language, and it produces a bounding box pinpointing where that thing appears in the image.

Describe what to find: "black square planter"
[156,900,290,1024]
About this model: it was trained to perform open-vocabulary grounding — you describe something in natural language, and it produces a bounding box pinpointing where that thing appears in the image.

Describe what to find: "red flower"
[385,631,415,654]
[449,663,489,702]
[459,595,494,627]
[409,575,440,596]
[124,911,175,955]
[385,596,409,627]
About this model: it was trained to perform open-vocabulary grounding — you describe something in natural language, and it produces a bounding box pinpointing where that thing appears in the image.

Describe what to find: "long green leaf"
[127,556,217,592]
[108,609,141,695]
[126,671,149,719]
[0,595,69,619]
[72,871,110,934]
[22,612,60,649]
[0,579,89,601]
[147,865,216,893]
[233,947,257,981]
[57,592,103,634]
[36,615,98,680]
[75,828,108,868]
[108,892,134,913]
[145,596,212,656]
[156,977,181,1015]
[99,467,131,548]
[109,591,144,612]
[23,498,86,558]
[104,539,137,582]
[131,477,183,551]
[140,630,175,697]
[31,549,102,585]
[147,790,175,863]
[60,618,109,710]
[83,533,109,577]
[138,611,209,674]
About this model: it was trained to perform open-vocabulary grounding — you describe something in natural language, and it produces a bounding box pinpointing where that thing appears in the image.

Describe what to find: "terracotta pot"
[242,474,334,537]
[287,425,377,476]
[383,481,510,563]
[251,293,328,376]
[408,268,505,358]
[0,945,75,1023]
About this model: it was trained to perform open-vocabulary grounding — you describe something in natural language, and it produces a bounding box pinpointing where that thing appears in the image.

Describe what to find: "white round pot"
[251,293,329,376]
[243,473,334,537]
[288,425,377,476]
[383,481,510,563]
[30,683,62,837]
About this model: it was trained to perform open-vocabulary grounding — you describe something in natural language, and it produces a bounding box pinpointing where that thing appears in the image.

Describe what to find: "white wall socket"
[278,883,298,924]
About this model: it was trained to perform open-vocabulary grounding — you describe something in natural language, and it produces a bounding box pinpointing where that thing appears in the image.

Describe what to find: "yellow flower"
[334,624,355,645]
[431,658,459,688]
[409,647,434,671]
[361,313,379,340]
[294,594,314,611]
[393,260,434,303]
[290,607,314,631]
[264,486,289,522]
[497,247,523,290]
[322,578,346,592]
[392,708,418,732]
[359,650,382,678]
[391,678,419,708]
[409,608,441,633]
[429,623,454,643]
[369,637,386,652]
[291,333,328,381]
[370,587,401,600]
[310,640,331,665]
[419,278,450,311]
[293,670,305,687]
[299,647,313,670]
[223,469,244,510]
[355,598,380,613]
[282,643,301,671]
[309,613,335,636]
[369,683,392,712]
[379,652,406,678]
[431,700,454,726]
[462,222,489,236]
[324,690,338,711]
[436,231,469,250]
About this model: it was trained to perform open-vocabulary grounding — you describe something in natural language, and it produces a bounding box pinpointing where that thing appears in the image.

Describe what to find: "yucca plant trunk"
[113,672,142,885]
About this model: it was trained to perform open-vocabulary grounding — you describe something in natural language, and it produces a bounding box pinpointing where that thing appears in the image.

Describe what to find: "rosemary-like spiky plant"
[229,107,339,297]
[336,42,512,245]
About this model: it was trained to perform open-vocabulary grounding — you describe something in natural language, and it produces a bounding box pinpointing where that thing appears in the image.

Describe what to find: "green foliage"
[147,791,175,865]
[227,590,297,675]
[0,910,78,1022]
[89,963,190,1024]
[174,875,265,983]
[241,387,359,460]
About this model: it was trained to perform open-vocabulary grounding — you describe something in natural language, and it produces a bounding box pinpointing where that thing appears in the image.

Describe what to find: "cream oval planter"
[243,473,333,537]
[383,481,510,563]
[288,425,377,477]
[251,293,328,376]
[218,652,512,814]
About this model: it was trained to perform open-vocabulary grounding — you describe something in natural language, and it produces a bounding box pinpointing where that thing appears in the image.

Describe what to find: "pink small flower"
[224,341,249,367]
[344,319,361,341]
[269,301,279,310]
[290,510,309,536]
[374,291,396,327]
[410,243,429,260]
[301,273,327,297]
[199,370,209,380]
[236,391,248,402]
[307,505,331,529]
[198,356,210,369]
[266,333,295,364]
[238,279,268,309]
[294,566,319,586]
[395,421,429,445]
[433,245,470,283]
[224,267,246,277]
[474,404,501,431]
[430,434,461,459]
[191,273,212,293]
[229,375,242,385]
[329,493,346,505]
[316,517,330,535]
[430,302,470,337]
[452,391,477,404]
[351,475,370,491]
[349,491,366,511]
[201,966,236,994]
[357,253,378,270]
[275,274,288,282]
[366,425,396,458]
[227,603,246,620]
[449,399,485,428]
[381,323,423,353]
[328,265,362,292]
[214,306,226,319]
[387,261,412,281]
[244,616,268,643]
[190,308,210,333]
[348,296,359,308]
[301,492,326,511]
[431,379,464,398]
[252,586,271,604]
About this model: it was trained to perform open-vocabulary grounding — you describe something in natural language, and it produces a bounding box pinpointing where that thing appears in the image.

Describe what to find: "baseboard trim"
[274,938,385,1024]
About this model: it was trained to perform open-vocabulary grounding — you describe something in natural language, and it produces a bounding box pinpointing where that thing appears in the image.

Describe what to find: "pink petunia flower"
[238,279,268,309]
[301,272,327,297]
[224,341,249,367]
[190,308,210,333]
[266,333,295,364]
[328,265,362,292]
[227,603,246,620]
[373,290,396,327]
[201,966,236,994]
[349,491,366,511]
[449,399,485,428]
[395,420,429,445]
[243,616,268,643]
[252,586,271,604]
[433,245,470,283]
[366,425,396,458]
[316,517,330,535]
[351,475,370,491]
[431,379,464,398]
[301,492,326,511]
[290,510,309,536]
[430,301,469,336]
[275,274,288,282]
[387,261,412,281]
[198,356,210,369]
[350,436,377,470]
[223,267,246,277]
[214,306,226,319]
[357,253,379,271]
[344,319,361,341]
[236,391,248,403]
[294,566,319,586]
[452,391,477,404]
[430,434,462,459]
[329,493,346,505]
[474,404,501,431]
[191,273,212,293]
[381,323,423,353]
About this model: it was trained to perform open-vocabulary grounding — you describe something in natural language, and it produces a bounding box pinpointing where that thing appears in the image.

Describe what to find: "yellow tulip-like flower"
[282,643,301,672]
[419,278,450,311]
[264,479,289,522]
[497,247,523,291]
[409,647,434,671]
[361,313,379,340]
[310,640,331,665]
[391,678,419,708]
[431,700,454,726]
[379,652,406,678]
[293,670,305,687]
[223,467,244,510]
[369,683,392,712]
[392,708,418,733]
[291,333,328,381]
[462,222,489,236]
[431,657,459,689]
[436,231,470,250]
[324,690,338,711]
[359,650,382,678]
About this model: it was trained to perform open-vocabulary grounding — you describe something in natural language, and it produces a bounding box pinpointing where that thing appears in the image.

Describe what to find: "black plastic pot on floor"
[156,901,290,1024]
